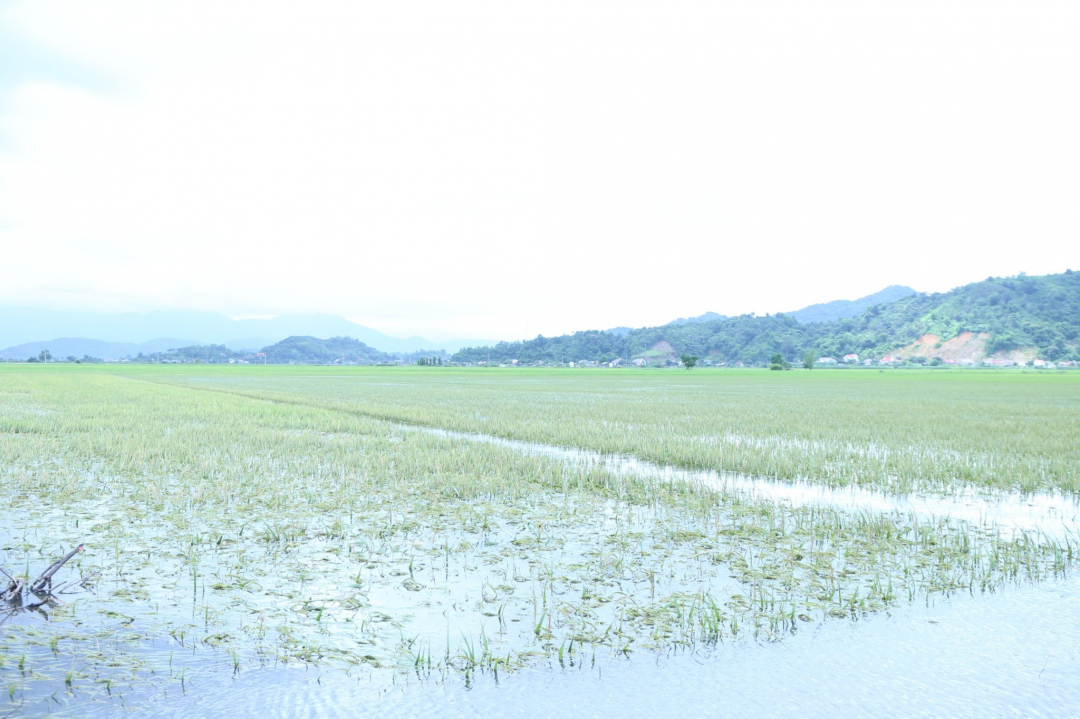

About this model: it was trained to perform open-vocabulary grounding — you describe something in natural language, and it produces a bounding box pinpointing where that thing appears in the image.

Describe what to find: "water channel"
[415,425,1080,541]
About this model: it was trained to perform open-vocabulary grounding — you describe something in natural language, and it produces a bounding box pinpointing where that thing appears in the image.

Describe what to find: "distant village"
[9,346,1075,370]
[10,349,1077,369]
[463,354,1075,370]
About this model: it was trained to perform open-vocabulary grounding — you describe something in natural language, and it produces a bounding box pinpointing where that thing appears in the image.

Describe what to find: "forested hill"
[258,336,392,364]
[452,271,1080,366]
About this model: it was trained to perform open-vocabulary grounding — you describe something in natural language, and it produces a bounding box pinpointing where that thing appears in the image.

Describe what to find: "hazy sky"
[0,2,1077,341]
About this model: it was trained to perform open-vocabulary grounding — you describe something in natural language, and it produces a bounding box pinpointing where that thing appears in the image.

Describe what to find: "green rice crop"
[126,364,1080,494]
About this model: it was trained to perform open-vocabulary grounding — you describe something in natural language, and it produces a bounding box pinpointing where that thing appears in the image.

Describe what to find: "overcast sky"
[0,2,1077,341]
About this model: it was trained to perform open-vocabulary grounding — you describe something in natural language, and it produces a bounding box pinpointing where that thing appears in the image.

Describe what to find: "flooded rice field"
[417,425,1080,541]
[2,366,1079,716]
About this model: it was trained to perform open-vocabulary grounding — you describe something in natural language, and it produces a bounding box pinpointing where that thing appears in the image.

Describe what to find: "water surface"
[124,572,1080,718]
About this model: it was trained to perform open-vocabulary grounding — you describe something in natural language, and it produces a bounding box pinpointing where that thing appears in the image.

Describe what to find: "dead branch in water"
[52,571,100,596]
[3,545,94,611]
[30,544,83,593]
[3,577,25,603]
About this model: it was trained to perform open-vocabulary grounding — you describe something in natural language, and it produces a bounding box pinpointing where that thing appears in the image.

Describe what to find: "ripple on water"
[117,573,1080,718]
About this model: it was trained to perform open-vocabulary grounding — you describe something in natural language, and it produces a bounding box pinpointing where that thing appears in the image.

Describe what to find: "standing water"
[113,572,1080,717]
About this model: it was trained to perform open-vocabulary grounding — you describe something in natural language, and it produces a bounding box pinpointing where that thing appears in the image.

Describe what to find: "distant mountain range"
[7,275,1077,366]
[670,311,728,326]
[659,286,918,329]
[0,337,199,361]
[786,285,918,324]
[140,336,420,365]
[454,271,1080,366]
[0,308,491,359]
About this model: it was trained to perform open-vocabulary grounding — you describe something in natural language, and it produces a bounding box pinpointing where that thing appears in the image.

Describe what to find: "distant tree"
[38,349,51,363]
[680,354,698,370]
[803,349,818,369]
[769,353,786,371]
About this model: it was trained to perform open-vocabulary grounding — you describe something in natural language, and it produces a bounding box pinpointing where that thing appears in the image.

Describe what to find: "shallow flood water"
[417,425,1080,541]
[5,373,1080,716]
[71,427,1080,717]
[117,572,1080,718]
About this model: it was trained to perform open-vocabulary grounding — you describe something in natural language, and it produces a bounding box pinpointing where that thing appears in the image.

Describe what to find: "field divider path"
[129,374,1080,541]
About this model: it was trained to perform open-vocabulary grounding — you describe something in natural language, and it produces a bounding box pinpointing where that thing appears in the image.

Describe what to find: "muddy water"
[415,426,1080,541]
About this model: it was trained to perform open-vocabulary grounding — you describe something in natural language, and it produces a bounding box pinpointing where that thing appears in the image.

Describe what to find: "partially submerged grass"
[0,366,1076,711]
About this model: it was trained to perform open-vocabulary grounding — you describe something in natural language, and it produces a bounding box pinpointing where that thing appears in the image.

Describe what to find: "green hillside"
[453,271,1080,366]
[260,336,392,364]
[805,271,1079,361]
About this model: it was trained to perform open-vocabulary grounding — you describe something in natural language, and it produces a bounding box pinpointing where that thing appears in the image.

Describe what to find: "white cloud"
[1,1,1078,340]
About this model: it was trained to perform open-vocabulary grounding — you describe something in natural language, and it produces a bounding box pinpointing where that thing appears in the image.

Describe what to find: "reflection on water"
[127,573,1080,718]
[417,426,1080,541]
